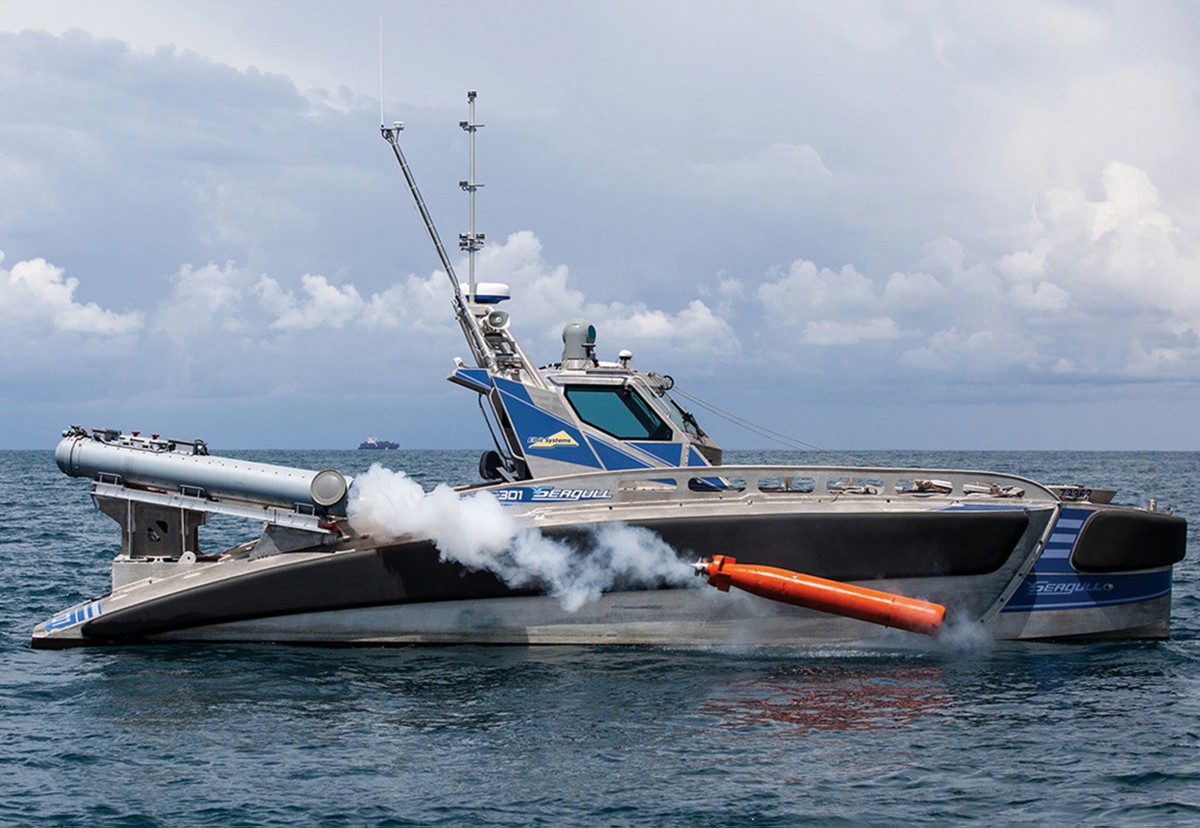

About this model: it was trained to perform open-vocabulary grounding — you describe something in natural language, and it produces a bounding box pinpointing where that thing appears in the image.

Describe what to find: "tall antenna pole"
[378,19,385,128]
[459,90,484,301]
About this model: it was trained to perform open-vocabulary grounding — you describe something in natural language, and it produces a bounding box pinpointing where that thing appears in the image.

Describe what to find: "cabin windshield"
[564,385,674,441]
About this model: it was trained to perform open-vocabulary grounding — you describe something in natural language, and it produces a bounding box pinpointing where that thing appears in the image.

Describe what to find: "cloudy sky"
[2,1,1198,451]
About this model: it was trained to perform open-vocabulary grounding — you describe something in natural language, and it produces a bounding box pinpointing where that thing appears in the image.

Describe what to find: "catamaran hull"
[31,503,1184,648]
[31,577,1175,648]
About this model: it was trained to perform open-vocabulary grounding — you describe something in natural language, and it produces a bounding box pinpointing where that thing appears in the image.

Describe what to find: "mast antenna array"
[381,118,493,367]
[459,90,485,300]
[378,19,385,128]
[381,92,510,372]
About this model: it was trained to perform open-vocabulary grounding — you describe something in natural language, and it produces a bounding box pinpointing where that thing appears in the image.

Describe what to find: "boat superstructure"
[32,93,1187,649]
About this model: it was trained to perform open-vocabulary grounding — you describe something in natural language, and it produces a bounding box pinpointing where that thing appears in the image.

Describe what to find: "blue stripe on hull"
[44,599,104,632]
[1002,507,1171,612]
[1001,570,1172,611]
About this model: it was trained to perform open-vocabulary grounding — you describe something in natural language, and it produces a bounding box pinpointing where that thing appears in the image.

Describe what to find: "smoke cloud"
[346,464,695,611]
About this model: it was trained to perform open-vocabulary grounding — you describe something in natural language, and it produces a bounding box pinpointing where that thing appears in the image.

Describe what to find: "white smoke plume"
[346,464,695,611]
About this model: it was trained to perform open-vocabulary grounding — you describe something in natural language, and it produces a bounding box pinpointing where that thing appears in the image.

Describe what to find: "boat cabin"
[448,283,722,481]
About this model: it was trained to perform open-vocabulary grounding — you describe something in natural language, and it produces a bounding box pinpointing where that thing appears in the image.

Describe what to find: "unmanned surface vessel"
[32,94,1187,648]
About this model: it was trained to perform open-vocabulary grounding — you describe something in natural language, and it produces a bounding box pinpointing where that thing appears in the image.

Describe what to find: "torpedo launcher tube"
[696,554,945,636]
[55,426,351,515]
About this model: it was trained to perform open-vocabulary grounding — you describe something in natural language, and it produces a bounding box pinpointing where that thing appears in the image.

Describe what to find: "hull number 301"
[493,486,613,503]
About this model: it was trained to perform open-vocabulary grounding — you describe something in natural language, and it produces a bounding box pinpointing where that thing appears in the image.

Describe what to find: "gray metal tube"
[55,432,351,514]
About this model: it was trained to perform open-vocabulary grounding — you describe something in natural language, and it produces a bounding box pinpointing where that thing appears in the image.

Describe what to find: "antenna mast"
[378,19,385,128]
[381,120,493,367]
[459,90,484,301]
[380,90,540,383]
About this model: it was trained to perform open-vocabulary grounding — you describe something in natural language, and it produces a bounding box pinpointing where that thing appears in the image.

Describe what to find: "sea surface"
[1,448,1198,825]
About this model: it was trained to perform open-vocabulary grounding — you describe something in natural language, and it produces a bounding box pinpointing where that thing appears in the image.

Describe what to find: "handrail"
[474,463,1061,506]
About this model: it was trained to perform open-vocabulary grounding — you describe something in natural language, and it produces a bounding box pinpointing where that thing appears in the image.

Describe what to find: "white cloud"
[1090,162,1170,240]
[258,273,365,330]
[359,273,457,332]
[154,261,258,343]
[129,159,1195,403]
[603,299,740,359]
[995,241,1051,282]
[152,257,463,349]
[882,270,949,309]
[740,161,1200,385]
[0,252,146,390]
[898,326,1041,374]
[757,260,880,317]
[468,230,742,361]
[475,230,583,332]
[0,230,740,400]
[0,252,143,336]
[1024,161,1200,323]
[1125,338,1199,379]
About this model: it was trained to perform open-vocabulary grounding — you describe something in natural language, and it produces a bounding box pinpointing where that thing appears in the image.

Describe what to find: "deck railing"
[486,464,1059,508]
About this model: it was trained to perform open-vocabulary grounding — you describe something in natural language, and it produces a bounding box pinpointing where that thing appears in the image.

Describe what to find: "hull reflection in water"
[701,663,951,734]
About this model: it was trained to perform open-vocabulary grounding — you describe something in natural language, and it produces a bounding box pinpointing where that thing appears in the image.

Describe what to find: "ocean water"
[1,448,1198,825]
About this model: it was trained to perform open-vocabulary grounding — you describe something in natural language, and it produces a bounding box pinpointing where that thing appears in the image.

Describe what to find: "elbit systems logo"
[529,431,579,449]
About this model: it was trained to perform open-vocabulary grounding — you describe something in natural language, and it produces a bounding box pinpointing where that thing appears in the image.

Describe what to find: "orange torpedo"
[696,554,945,636]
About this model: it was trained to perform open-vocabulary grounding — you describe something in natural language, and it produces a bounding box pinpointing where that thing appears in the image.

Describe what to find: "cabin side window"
[654,389,704,438]
[564,385,674,441]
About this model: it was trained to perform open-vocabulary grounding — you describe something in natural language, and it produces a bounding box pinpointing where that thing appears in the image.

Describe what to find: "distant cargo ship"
[358,437,399,450]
